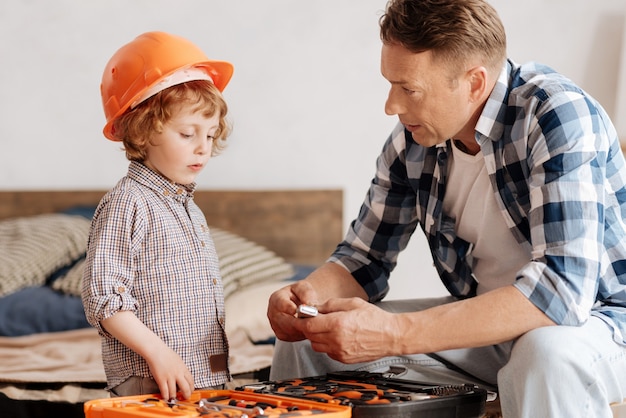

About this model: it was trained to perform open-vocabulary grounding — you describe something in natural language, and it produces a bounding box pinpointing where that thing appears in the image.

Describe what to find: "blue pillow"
[0,287,90,336]
[43,205,95,287]
[289,264,316,281]
[60,205,97,219]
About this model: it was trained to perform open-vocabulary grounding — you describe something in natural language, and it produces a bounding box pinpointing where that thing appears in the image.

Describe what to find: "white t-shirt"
[442,140,531,294]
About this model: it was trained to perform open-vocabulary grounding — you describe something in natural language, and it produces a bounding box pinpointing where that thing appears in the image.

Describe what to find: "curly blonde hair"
[112,80,231,162]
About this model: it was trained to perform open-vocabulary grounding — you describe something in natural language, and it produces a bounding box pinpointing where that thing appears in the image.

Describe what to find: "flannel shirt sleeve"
[81,191,142,337]
[329,123,421,301]
[513,87,615,326]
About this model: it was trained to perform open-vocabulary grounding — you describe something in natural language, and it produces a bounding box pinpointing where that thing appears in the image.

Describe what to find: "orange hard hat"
[100,31,234,141]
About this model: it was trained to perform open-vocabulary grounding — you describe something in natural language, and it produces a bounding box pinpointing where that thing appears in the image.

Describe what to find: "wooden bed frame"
[0,189,343,265]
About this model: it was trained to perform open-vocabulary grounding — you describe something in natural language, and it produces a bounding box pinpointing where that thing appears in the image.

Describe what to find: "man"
[266,0,626,416]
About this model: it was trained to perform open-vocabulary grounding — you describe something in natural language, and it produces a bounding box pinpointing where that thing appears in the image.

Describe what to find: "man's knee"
[500,326,584,382]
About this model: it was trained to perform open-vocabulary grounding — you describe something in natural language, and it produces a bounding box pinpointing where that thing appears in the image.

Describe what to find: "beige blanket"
[0,326,272,402]
[0,328,105,383]
[0,326,272,383]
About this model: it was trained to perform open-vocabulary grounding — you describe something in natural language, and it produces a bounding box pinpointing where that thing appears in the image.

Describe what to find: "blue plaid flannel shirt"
[330,59,626,345]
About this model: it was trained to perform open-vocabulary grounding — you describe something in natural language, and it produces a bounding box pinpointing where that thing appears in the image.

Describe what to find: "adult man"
[266,0,626,416]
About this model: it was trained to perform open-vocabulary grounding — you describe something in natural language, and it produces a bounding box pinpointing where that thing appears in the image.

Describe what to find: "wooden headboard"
[0,189,343,265]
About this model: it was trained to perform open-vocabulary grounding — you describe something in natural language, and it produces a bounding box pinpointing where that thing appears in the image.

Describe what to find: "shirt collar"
[475,59,515,145]
[127,161,196,201]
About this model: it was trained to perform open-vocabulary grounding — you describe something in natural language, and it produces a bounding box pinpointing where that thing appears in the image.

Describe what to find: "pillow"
[60,205,97,219]
[50,257,86,295]
[225,264,315,343]
[0,214,91,297]
[52,226,295,300]
[0,286,90,336]
[210,227,295,299]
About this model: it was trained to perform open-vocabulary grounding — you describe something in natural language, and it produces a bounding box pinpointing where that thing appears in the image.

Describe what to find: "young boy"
[81,31,234,401]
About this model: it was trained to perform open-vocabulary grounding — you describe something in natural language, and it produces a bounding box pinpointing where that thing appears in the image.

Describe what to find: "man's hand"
[267,280,319,342]
[267,263,369,343]
[294,297,399,363]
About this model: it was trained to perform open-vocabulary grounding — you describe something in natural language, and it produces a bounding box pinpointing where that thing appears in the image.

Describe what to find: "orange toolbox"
[83,388,352,418]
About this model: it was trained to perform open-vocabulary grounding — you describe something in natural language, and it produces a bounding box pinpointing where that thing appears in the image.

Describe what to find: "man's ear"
[466,66,488,103]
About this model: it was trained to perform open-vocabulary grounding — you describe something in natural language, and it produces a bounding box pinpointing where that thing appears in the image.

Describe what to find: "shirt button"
[117,286,126,293]
[212,278,217,285]
[219,317,225,326]
[176,188,183,195]
[163,190,170,196]
[201,241,205,247]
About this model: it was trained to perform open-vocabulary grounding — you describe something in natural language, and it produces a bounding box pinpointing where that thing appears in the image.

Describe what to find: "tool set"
[235,371,488,417]
[84,371,488,417]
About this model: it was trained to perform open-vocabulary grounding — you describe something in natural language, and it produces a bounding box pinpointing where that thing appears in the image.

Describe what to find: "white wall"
[615,13,626,138]
[1,0,624,300]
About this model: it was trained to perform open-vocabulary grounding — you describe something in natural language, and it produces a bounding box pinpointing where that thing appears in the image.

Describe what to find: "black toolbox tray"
[235,370,488,418]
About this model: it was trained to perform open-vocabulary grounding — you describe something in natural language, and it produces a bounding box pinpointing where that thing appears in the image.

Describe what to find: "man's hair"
[379,0,506,74]
[113,80,231,162]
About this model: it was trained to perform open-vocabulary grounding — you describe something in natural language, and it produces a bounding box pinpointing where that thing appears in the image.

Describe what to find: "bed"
[0,189,343,417]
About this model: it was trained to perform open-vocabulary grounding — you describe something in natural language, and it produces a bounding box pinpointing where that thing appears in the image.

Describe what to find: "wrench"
[168,398,264,417]
[199,398,265,416]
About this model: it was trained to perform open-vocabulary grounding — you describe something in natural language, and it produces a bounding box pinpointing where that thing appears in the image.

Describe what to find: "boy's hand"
[146,345,194,400]
[101,311,195,400]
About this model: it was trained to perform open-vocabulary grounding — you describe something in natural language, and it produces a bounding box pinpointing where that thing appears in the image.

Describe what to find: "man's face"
[381,43,477,148]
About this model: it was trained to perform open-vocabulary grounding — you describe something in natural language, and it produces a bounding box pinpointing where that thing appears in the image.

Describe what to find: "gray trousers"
[270,298,626,418]
[109,376,225,398]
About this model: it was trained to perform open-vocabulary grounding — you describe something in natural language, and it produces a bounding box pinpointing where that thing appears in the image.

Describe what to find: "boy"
[82,31,234,401]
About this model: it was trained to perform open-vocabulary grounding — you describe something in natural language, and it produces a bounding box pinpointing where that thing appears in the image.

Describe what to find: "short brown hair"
[112,80,231,162]
[379,0,506,74]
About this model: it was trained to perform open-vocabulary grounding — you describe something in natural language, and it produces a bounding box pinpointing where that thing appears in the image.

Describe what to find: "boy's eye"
[181,132,194,138]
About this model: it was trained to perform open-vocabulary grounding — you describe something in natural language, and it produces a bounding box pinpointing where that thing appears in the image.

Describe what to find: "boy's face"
[144,107,220,185]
